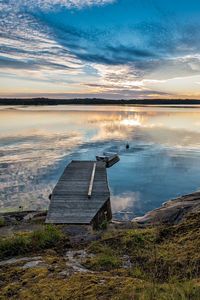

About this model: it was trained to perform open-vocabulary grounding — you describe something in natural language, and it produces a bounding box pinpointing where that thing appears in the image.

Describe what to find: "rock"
[70,264,91,274]
[0,257,30,266]
[65,249,94,274]
[98,279,106,285]
[58,270,68,276]
[132,191,200,225]
[20,287,27,291]
[22,260,42,268]
[58,269,74,277]
[0,211,46,226]
[24,212,39,221]
[65,249,94,263]
[0,256,42,266]
[122,255,133,269]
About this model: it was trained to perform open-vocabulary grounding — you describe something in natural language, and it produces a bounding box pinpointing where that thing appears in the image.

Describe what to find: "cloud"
[0,7,85,83]
[0,90,170,100]
[133,55,200,80]
[133,19,200,58]
[0,55,77,71]
[84,83,141,90]
[73,45,155,66]
[1,0,115,12]
[108,45,155,59]
[1,0,200,98]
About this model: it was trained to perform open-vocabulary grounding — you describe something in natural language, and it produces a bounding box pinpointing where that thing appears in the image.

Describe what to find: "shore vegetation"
[1,211,200,299]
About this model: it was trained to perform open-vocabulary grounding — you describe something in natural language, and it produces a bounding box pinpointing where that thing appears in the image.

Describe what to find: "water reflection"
[0,105,200,219]
[111,191,140,221]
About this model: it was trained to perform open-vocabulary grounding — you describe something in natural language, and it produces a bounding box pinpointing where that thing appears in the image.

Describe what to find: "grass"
[0,234,29,258]
[86,241,121,270]
[1,211,200,299]
[0,225,64,259]
[85,211,200,283]
[1,267,200,299]
[0,217,8,227]
[31,224,63,250]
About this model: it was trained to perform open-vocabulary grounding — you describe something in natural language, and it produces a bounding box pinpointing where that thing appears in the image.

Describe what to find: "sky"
[1,0,200,99]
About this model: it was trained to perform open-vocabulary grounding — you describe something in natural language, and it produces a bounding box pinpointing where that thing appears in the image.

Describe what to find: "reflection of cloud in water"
[111,192,140,221]
[0,130,83,211]
[120,116,141,127]
[91,120,143,142]
[92,117,200,149]
[142,127,200,148]
[1,106,200,216]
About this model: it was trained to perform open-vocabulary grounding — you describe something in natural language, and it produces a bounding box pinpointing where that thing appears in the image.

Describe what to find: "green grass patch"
[31,224,63,250]
[85,211,200,282]
[87,241,106,254]
[0,217,8,227]
[0,225,64,259]
[0,234,29,258]
[86,242,121,271]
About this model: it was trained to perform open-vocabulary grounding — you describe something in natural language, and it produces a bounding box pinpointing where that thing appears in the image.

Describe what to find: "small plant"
[134,266,143,278]
[0,217,8,227]
[123,229,147,249]
[87,241,105,254]
[86,243,121,271]
[100,211,108,230]
[31,224,63,250]
[95,251,121,270]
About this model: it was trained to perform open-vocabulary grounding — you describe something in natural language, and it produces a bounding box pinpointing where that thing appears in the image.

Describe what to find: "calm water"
[1,105,200,220]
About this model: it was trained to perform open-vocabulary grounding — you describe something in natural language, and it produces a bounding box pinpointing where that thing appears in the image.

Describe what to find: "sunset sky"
[1,0,200,99]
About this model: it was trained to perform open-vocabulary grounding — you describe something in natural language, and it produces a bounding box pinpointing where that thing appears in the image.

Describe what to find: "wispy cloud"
[1,0,115,12]
[1,0,200,98]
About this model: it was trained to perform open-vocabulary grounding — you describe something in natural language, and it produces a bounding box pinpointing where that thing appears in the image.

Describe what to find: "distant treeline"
[1,98,200,105]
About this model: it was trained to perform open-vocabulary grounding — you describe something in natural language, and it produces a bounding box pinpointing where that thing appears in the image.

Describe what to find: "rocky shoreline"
[132,191,200,225]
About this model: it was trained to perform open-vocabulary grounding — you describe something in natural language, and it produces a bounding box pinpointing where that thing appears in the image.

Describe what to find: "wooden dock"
[46,161,112,228]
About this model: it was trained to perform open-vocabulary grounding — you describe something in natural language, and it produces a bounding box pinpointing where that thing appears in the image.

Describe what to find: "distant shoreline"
[1,98,200,106]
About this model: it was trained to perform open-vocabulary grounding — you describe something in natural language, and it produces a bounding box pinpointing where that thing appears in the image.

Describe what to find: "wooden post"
[88,162,96,198]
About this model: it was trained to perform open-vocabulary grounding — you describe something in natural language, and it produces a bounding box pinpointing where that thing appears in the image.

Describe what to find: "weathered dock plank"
[88,162,96,198]
[46,160,112,227]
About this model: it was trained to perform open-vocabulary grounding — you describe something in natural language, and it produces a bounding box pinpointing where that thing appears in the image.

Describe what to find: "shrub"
[87,241,106,254]
[0,235,29,259]
[0,217,8,227]
[86,244,121,271]
[31,224,63,250]
[95,250,121,270]
[123,229,146,248]
[0,225,63,259]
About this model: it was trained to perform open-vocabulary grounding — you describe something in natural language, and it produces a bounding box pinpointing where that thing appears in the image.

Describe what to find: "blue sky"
[1,0,200,99]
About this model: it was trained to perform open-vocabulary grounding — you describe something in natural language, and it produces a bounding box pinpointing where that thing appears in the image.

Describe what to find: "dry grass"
[1,211,200,299]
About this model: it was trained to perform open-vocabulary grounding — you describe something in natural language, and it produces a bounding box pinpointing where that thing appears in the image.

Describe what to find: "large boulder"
[132,191,200,225]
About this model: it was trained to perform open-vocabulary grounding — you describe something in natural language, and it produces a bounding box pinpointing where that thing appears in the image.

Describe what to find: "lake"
[1,105,200,220]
